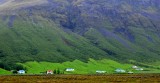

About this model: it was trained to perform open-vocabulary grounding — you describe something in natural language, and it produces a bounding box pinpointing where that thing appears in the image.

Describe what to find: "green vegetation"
[0,68,11,75]
[0,16,109,70]
[0,59,159,74]
[18,59,159,74]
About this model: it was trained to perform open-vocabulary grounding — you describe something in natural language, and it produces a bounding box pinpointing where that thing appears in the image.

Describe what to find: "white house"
[135,68,144,71]
[65,68,74,72]
[132,66,138,69]
[18,70,25,74]
[128,71,134,74]
[96,70,106,74]
[47,70,53,74]
[115,69,126,73]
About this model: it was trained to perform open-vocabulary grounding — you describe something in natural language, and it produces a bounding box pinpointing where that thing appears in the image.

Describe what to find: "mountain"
[0,0,160,70]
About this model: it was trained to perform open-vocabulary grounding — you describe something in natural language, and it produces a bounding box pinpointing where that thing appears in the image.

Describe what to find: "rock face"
[0,0,160,66]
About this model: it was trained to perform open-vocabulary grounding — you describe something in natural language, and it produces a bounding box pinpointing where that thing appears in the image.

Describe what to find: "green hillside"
[0,15,109,70]
[18,59,160,74]
[0,68,11,75]
[19,59,134,74]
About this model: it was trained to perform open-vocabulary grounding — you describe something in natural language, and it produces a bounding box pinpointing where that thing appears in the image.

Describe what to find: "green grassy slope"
[19,59,132,74]
[18,59,159,74]
[0,68,11,75]
[0,15,110,70]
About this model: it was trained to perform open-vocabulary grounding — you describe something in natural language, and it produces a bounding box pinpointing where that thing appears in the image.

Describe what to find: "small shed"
[18,70,25,74]
[47,70,53,74]
[65,68,74,72]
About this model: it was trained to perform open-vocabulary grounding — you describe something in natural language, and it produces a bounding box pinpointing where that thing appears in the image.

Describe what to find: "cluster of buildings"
[114,65,144,74]
[16,68,75,74]
[16,65,144,74]
[46,68,75,74]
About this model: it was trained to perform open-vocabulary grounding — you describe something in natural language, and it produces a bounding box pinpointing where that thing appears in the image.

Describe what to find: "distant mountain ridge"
[0,0,160,70]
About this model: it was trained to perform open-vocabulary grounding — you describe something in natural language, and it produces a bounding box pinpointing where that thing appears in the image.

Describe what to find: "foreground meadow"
[0,74,160,83]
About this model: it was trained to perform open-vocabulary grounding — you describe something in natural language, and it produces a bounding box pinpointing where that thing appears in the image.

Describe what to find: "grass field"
[19,59,133,74]
[0,68,11,75]
[0,74,160,83]
[17,59,160,74]
[1,59,159,75]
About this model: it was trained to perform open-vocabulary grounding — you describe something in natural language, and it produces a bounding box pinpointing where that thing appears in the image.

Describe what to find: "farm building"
[47,70,53,74]
[128,71,134,74]
[96,70,106,74]
[132,65,144,71]
[115,69,126,73]
[65,68,74,72]
[132,66,138,69]
[18,70,25,74]
[135,68,144,71]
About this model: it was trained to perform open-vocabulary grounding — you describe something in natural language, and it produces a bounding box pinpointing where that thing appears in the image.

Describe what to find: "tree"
[14,64,25,71]
[12,70,17,74]
[57,69,60,74]
[53,69,57,74]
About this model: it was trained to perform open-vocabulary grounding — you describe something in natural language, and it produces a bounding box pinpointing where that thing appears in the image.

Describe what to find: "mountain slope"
[0,0,47,12]
[0,0,160,70]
